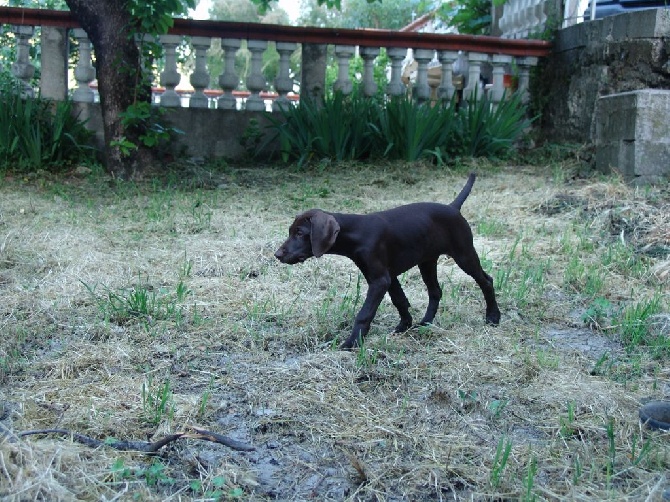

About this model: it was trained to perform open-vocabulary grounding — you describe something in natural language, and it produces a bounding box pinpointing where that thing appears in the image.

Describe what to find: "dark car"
[587,0,669,19]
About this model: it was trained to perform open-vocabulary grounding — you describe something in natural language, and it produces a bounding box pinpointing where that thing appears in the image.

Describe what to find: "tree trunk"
[65,0,153,179]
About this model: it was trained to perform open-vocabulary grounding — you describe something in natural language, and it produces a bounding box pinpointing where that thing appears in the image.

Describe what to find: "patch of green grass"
[189,475,244,500]
[563,256,605,298]
[315,274,362,333]
[616,294,665,355]
[494,251,549,309]
[521,453,538,502]
[490,435,513,488]
[197,375,216,420]
[81,271,191,326]
[559,400,577,439]
[141,375,175,426]
[601,241,647,278]
[488,399,509,420]
[355,341,379,368]
[111,458,176,488]
[476,217,507,237]
[582,297,613,330]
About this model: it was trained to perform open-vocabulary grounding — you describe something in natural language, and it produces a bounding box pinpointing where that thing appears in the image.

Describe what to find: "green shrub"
[265,90,531,166]
[265,92,379,166]
[452,90,531,158]
[0,71,93,172]
[372,95,459,161]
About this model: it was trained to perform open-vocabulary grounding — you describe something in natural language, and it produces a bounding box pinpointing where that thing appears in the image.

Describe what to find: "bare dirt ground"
[0,159,669,501]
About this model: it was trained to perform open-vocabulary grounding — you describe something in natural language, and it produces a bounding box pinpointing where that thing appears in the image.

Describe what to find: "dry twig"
[17,426,254,453]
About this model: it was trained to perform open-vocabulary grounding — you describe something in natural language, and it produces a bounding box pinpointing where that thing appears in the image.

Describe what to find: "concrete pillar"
[333,45,355,95]
[11,25,35,98]
[386,47,407,97]
[189,37,212,108]
[413,48,434,103]
[40,26,68,101]
[300,43,327,102]
[596,90,670,184]
[245,40,269,111]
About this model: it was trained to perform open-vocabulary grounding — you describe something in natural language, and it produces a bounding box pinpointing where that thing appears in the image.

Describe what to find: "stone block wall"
[596,90,670,183]
[538,9,670,146]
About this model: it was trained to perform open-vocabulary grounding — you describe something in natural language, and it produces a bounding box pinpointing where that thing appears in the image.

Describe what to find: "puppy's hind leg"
[418,260,443,326]
[388,277,413,332]
[453,251,501,325]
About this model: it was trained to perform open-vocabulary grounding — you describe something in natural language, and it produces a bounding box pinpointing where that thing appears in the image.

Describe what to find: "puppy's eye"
[295,229,304,237]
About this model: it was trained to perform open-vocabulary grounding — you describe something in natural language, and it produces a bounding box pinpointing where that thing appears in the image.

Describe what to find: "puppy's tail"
[450,173,476,210]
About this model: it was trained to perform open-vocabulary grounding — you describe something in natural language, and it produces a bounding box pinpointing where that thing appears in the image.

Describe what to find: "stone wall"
[72,103,279,164]
[596,90,670,183]
[539,9,670,144]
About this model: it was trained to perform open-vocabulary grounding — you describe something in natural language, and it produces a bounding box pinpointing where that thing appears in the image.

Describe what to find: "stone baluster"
[515,56,538,104]
[524,0,540,36]
[498,3,513,38]
[413,49,433,103]
[333,45,355,95]
[189,37,211,108]
[360,46,380,97]
[72,28,96,103]
[40,27,68,101]
[437,50,459,101]
[11,25,35,98]
[516,0,527,36]
[273,42,297,111]
[159,34,182,107]
[510,0,523,38]
[218,39,241,110]
[245,40,268,111]
[534,0,547,33]
[385,47,407,97]
[463,52,489,101]
[491,55,513,104]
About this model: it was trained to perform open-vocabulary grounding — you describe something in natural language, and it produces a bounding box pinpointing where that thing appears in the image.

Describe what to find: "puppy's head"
[275,209,340,264]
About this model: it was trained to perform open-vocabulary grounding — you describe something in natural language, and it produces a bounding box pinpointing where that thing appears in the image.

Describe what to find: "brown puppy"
[275,173,500,349]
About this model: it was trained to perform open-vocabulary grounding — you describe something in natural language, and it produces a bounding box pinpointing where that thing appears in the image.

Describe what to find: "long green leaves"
[265,91,532,167]
[454,89,532,157]
[0,73,93,171]
[265,92,378,166]
[373,96,459,161]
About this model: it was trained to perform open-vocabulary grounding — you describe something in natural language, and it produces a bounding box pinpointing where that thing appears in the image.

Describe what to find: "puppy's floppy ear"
[310,211,340,258]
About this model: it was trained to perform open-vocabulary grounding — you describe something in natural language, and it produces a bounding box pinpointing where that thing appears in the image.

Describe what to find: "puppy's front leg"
[340,275,391,349]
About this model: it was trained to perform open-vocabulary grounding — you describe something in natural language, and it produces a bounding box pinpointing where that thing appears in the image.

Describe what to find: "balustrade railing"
[498,0,547,38]
[0,7,551,111]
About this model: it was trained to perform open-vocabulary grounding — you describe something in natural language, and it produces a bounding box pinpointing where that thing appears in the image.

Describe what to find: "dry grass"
[0,158,669,501]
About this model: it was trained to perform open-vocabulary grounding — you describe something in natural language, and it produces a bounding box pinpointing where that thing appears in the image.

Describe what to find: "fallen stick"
[17,425,254,453]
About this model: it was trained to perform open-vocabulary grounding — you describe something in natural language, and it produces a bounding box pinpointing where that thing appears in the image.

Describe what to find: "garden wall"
[73,104,278,164]
[538,9,670,181]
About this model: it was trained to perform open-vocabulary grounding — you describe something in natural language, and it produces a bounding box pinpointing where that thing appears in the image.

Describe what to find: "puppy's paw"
[393,318,413,333]
[339,336,361,351]
[486,310,501,325]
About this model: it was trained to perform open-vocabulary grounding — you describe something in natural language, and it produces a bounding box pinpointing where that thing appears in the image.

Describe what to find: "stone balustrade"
[498,0,550,38]
[0,7,551,113]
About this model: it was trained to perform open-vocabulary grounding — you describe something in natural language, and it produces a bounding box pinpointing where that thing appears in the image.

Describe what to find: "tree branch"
[17,426,254,453]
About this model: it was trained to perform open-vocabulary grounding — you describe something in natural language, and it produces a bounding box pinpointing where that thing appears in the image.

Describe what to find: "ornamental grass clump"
[0,71,93,171]
[265,92,379,166]
[266,90,531,166]
[371,95,459,161]
[452,89,531,157]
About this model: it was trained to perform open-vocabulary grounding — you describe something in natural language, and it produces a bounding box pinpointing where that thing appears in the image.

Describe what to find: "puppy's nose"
[274,248,284,260]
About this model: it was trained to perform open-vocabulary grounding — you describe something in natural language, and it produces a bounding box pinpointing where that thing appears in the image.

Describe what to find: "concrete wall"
[73,103,280,163]
[539,9,670,143]
[70,10,670,182]
[596,89,670,183]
